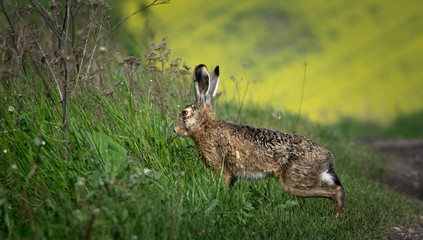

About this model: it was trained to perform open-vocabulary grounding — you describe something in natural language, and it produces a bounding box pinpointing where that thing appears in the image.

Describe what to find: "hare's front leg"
[202,151,237,188]
[220,167,237,188]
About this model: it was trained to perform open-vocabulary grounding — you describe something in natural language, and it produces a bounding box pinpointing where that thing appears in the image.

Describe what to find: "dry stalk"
[83,191,104,240]
[28,0,69,46]
[170,173,184,240]
[61,0,72,160]
[24,165,38,228]
[73,14,93,94]
[294,62,308,133]
[6,1,63,100]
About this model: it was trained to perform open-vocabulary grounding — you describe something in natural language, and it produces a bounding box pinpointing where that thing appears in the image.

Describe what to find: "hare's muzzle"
[174,120,189,137]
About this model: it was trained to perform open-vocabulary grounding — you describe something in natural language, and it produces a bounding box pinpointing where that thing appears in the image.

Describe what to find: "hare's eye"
[182,110,189,117]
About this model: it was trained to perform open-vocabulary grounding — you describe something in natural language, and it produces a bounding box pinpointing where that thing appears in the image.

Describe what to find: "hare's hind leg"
[334,185,346,218]
[327,170,347,218]
[279,179,346,218]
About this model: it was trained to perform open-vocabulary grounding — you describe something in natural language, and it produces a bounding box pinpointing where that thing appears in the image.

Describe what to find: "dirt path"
[359,138,423,240]
[360,138,423,199]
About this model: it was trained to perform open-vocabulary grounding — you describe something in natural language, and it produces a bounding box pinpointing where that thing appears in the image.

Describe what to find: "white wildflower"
[99,46,107,53]
[272,109,284,120]
[76,177,86,187]
[92,208,101,215]
[143,168,152,175]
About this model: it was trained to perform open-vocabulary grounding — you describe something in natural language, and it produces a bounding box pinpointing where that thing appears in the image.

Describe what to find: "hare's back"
[216,120,333,164]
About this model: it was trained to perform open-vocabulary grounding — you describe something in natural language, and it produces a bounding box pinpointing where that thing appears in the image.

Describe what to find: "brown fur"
[174,65,346,218]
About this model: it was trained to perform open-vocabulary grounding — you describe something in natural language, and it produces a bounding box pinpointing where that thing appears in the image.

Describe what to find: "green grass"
[1,53,422,239]
[331,110,423,139]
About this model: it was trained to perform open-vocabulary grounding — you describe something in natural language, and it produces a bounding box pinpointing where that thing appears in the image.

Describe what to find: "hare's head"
[174,64,220,137]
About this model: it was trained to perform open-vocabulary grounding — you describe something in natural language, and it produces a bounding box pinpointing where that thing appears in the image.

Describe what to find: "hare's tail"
[328,164,343,189]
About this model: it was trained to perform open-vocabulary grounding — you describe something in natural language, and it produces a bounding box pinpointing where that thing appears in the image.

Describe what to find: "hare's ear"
[193,64,210,101]
[206,66,219,104]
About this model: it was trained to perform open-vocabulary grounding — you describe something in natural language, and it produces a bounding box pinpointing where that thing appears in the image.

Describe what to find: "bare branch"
[28,0,69,46]
[85,21,103,87]
[62,0,72,161]
[0,0,14,30]
[6,1,63,100]
[73,17,94,94]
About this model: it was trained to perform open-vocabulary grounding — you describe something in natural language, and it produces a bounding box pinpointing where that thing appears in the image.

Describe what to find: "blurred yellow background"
[120,0,423,125]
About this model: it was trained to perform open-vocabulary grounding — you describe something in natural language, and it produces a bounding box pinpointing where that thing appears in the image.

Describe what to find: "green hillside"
[122,0,423,124]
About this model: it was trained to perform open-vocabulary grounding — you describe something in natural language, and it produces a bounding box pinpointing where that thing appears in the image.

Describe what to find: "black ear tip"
[196,64,206,70]
[214,66,220,75]
[194,64,207,80]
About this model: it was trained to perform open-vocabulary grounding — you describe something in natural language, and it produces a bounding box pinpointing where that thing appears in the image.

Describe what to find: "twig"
[73,16,93,94]
[0,0,13,28]
[34,144,42,200]
[235,63,250,123]
[28,0,69,46]
[0,0,17,50]
[170,172,184,240]
[61,0,72,161]
[237,80,249,123]
[24,165,38,228]
[84,18,103,87]
[6,1,63,100]
[83,192,104,240]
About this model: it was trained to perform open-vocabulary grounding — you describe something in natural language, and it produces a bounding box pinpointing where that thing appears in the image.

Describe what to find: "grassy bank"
[331,111,423,139]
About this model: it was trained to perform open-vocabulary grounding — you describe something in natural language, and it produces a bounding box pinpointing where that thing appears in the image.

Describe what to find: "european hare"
[174,64,346,218]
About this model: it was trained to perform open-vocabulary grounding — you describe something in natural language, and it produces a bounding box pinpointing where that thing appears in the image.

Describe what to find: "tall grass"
[1,1,422,239]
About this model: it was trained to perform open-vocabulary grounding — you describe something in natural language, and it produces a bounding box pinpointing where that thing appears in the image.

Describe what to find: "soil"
[359,138,423,240]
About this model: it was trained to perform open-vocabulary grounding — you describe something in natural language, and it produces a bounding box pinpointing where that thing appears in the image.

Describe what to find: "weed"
[294,61,307,133]
[229,62,250,123]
